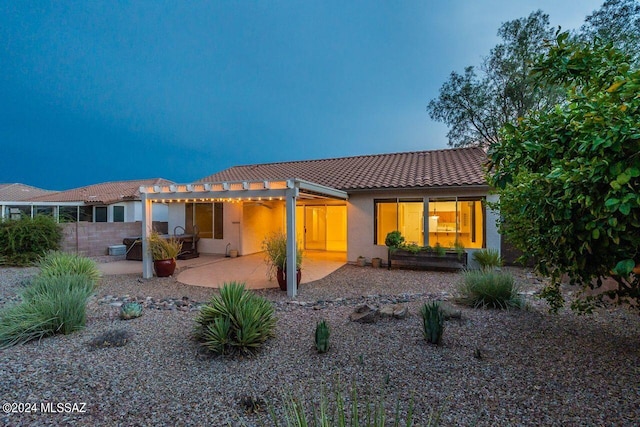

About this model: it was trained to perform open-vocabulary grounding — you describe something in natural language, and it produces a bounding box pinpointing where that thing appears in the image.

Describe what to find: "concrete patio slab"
[97,251,347,291]
[176,251,346,289]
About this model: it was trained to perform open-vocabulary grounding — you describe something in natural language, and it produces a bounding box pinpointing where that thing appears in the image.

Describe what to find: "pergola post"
[285,185,298,298]
[142,193,154,279]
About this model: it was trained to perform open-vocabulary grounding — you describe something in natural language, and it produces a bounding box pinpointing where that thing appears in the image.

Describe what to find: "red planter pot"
[276,267,301,291]
[154,259,176,277]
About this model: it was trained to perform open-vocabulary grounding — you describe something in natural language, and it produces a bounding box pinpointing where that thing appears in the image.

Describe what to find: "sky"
[0,0,604,190]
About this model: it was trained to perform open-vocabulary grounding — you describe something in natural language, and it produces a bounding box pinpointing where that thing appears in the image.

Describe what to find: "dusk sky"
[1,1,604,190]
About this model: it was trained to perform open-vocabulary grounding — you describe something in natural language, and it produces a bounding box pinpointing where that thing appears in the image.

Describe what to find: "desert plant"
[457,270,522,309]
[193,281,276,355]
[270,382,417,427]
[0,274,95,348]
[420,301,444,345]
[472,249,503,271]
[120,302,143,320]
[21,272,95,303]
[0,215,62,266]
[433,243,446,256]
[261,231,303,280]
[315,320,330,353]
[384,230,405,248]
[147,231,182,261]
[38,251,102,285]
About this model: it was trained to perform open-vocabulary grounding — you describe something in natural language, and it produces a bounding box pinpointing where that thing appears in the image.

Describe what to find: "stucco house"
[140,147,500,296]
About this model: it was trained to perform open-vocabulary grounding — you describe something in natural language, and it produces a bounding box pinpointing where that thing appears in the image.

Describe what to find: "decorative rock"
[349,304,379,323]
[440,302,462,320]
[392,305,408,319]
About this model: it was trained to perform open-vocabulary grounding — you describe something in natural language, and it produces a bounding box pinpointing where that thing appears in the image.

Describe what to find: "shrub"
[0,215,62,266]
[457,270,522,309]
[384,230,405,248]
[420,301,444,345]
[194,282,276,355]
[0,274,95,348]
[38,252,102,285]
[472,249,503,271]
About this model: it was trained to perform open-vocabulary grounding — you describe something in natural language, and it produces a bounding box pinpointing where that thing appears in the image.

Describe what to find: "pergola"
[139,179,348,297]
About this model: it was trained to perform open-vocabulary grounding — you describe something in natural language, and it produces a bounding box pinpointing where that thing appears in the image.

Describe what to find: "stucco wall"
[241,201,284,255]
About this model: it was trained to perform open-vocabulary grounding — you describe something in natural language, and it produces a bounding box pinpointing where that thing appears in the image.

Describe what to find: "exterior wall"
[60,222,142,257]
[60,221,168,257]
[346,187,499,266]
[241,201,285,255]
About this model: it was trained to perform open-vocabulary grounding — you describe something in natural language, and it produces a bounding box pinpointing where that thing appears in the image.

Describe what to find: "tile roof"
[0,183,57,201]
[199,147,487,191]
[29,178,174,204]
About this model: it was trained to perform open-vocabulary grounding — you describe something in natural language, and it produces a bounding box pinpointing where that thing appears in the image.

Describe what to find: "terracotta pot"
[276,266,301,291]
[154,259,176,277]
[371,257,382,268]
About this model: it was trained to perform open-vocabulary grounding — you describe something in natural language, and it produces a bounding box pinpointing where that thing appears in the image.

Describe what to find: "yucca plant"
[194,282,276,355]
[420,301,444,345]
[457,270,521,309]
[472,249,503,271]
[38,251,102,285]
[120,302,143,320]
[315,320,330,353]
[0,274,95,348]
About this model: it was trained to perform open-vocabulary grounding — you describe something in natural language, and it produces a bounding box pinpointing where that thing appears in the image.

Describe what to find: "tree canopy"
[428,1,640,148]
[427,11,559,148]
[487,32,640,311]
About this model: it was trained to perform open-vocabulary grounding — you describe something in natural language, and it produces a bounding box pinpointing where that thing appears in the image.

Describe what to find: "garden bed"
[388,249,467,271]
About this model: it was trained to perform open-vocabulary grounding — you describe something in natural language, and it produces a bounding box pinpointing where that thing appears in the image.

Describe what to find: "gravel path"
[1,265,639,426]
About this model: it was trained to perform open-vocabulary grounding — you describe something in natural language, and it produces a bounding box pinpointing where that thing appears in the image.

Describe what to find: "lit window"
[428,198,484,249]
[374,199,424,245]
[189,202,224,239]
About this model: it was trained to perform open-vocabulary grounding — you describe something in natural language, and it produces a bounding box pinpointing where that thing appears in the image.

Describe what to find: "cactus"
[315,320,330,353]
[420,301,444,345]
[120,302,143,320]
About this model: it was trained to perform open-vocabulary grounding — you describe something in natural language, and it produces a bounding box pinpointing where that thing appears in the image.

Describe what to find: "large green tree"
[487,32,640,311]
[579,0,640,64]
[427,11,561,148]
[429,1,640,148]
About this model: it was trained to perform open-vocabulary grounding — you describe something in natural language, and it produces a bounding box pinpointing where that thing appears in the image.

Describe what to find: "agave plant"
[194,282,276,355]
[315,320,330,353]
[119,302,143,320]
[420,301,444,345]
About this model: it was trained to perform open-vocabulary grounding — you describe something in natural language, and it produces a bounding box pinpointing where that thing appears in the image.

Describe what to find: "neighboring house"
[140,147,500,295]
[0,183,58,219]
[2,179,174,257]
[27,178,174,224]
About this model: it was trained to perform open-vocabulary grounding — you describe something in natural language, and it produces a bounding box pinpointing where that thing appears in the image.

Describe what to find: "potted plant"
[261,231,303,291]
[147,231,182,277]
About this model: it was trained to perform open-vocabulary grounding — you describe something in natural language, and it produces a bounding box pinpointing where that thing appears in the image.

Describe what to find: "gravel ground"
[1,264,639,426]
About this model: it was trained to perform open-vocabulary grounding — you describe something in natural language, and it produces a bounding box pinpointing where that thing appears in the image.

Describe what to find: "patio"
[97,251,347,290]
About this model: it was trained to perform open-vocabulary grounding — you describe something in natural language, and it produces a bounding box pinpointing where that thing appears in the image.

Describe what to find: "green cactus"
[315,320,330,353]
[120,302,143,320]
[420,301,444,345]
